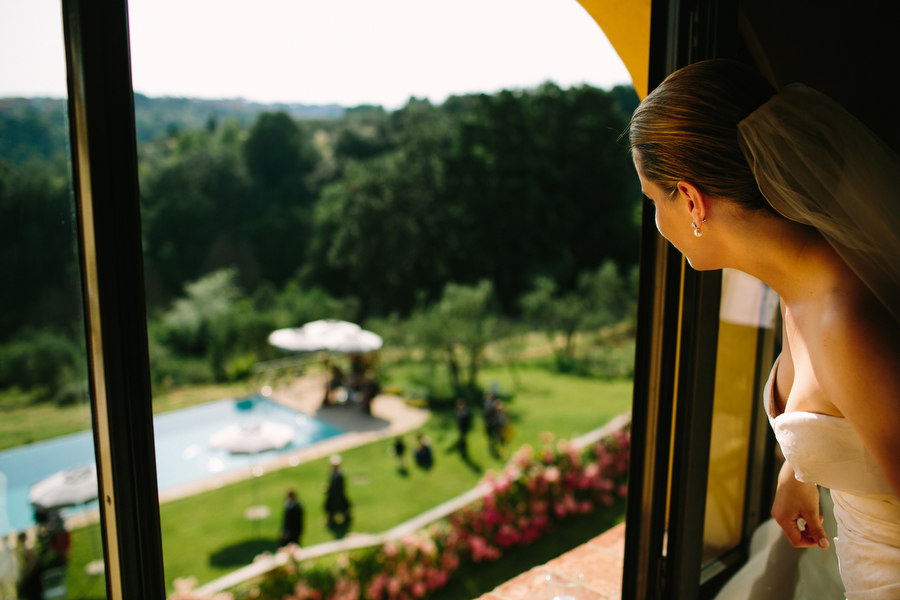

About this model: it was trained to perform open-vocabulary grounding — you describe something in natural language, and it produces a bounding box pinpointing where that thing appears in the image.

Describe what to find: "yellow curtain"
[576,0,651,99]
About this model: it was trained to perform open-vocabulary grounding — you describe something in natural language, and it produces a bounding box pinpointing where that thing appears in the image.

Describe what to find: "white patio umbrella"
[29,466,105,576]
[29,465,98,511]
[268,319,383,354]
[208,421,294,455]
[209,421,293,532]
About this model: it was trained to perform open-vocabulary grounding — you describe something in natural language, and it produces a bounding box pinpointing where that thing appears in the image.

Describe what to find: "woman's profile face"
[634,155,684,250]
[633,154,711,270]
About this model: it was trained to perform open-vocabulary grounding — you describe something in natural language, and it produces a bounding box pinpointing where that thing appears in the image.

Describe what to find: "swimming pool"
[0,396,343,535]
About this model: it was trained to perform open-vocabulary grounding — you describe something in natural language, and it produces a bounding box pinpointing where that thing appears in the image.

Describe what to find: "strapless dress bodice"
[763,357,900,599]
[762,360,893,495]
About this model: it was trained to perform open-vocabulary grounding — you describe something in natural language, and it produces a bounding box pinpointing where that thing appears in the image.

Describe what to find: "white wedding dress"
[764,358,900,599]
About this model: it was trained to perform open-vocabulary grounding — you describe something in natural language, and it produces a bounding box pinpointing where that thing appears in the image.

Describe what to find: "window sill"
[475,522,625,599]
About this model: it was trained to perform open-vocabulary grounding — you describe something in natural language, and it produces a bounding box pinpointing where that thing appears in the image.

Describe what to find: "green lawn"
[48,363,633,599]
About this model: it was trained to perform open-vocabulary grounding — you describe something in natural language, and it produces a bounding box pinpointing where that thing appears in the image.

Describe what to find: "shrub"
[0,329,83,398]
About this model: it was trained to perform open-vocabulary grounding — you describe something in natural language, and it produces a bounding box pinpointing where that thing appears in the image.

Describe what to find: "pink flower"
[411,581,427,598]
[514,444,535,467]
[469,535,500,562]
[419,537,437,557]
[367,574,389,600]
[484,507,503,527]
[520,525,541,545]
[617,483,629,498]
[292,581,320,600]
[440,550,460,571]
[383,540,400,558]
[595,477,613,492]
[426,567,449,590]
[567,447,582,468]
[544,466,560,483]
[387,577,402,597]
[331,578,359,600]
[494,524,521,547]
[505,464,522,479]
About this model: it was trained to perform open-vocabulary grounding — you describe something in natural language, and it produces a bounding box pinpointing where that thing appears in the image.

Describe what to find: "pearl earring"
[692,222,702,237]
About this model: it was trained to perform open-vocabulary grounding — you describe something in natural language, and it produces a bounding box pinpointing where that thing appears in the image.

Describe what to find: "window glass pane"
[0,3,107,598]
[702,269,779,564]
[126,1,639,596]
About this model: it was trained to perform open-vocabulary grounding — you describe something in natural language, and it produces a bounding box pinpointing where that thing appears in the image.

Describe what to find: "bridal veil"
[738,83,900,324]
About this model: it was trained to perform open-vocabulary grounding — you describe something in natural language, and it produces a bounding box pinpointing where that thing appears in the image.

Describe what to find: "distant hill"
[0,94,347,163]
[131,94,345,142]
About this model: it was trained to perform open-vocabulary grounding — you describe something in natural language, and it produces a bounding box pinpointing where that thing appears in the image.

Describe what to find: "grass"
[0,388,94,450]
[58,362,632,598]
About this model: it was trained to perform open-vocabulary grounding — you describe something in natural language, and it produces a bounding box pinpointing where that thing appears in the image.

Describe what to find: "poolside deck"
[157,373,429,504]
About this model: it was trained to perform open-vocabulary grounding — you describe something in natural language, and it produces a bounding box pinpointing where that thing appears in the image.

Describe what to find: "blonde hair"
[630,59,775,210]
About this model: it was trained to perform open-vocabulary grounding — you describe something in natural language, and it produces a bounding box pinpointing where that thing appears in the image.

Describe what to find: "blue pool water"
[0,396,343,535]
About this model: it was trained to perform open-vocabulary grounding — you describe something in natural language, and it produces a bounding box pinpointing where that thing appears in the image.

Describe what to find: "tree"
[0,158,82,340]
[520,260,632,367]
[408,280,500,397]
[242,112,321,285]
[306,99,460,316]
[520,276,584,360]
[141,145,253,304]
[153,269,243,357]
[444,84,641,311]
[244,111,318,192]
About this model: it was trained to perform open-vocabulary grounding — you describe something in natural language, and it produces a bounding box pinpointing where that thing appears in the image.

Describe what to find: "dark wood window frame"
[621,1,775,598]
[63,1,166,597]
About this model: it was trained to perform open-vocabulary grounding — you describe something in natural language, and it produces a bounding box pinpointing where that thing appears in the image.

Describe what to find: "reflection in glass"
[702,269,779,563]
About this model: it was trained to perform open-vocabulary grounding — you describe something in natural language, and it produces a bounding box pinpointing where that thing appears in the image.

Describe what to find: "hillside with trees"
[0,82,641,403]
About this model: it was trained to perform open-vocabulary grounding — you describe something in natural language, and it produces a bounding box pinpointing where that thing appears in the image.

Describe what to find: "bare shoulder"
[816,289,900,401]
[815,287,900,494]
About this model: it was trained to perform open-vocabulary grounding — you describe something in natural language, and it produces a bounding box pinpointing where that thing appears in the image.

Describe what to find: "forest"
[0,82,641,403]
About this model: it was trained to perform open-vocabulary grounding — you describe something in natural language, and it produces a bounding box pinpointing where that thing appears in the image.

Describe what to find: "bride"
[629,59,900,598]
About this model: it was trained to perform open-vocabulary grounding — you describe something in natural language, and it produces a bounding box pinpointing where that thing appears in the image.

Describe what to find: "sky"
[0,0,631,110]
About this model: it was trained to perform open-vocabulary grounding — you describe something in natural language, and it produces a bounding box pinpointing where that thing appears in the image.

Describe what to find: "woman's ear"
[675,180,708,225]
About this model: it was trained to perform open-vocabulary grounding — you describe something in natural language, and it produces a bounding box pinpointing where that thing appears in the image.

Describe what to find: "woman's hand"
[771,461,830,549]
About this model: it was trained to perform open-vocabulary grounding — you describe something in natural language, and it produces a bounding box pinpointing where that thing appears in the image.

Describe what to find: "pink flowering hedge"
[171,426,630,600]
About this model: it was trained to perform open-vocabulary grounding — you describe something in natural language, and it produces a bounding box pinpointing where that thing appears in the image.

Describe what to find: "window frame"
[62,1,166,597]
[621,1,775,598]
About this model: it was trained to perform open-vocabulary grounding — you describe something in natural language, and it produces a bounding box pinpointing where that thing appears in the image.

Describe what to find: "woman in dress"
[629,58,900,598]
